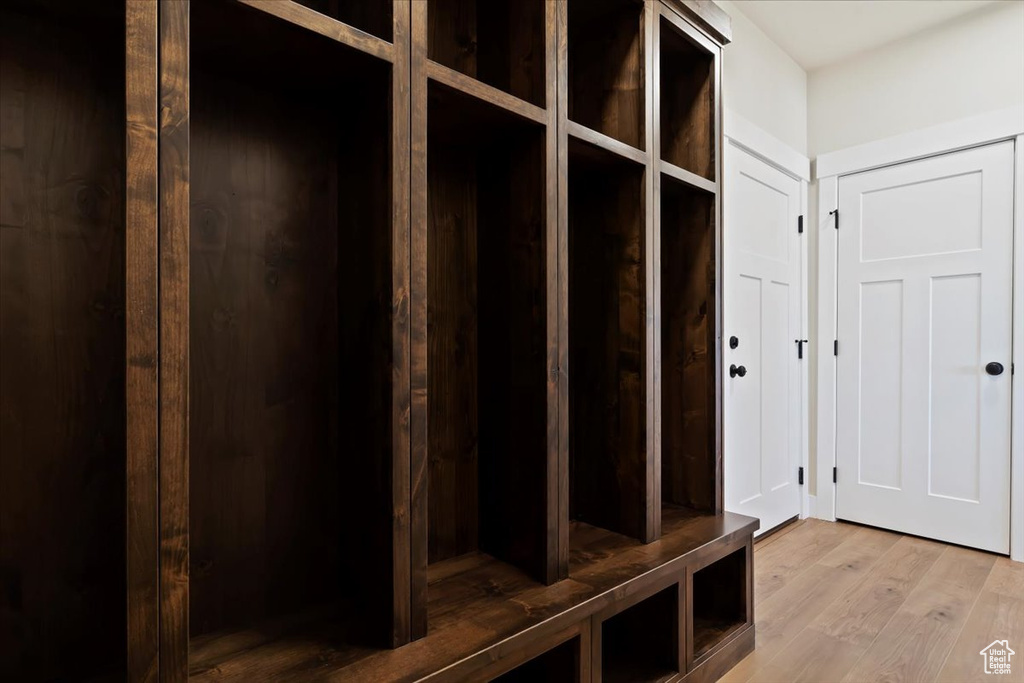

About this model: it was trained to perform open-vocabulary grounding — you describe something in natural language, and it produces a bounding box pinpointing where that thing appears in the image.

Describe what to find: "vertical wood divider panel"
[544,0,564,585]
[644,0,661,543]
[409,0,429,641]
[158,0,190,679]
[392,0,414,648]
[126,1,160,679]
[555,0,571,581]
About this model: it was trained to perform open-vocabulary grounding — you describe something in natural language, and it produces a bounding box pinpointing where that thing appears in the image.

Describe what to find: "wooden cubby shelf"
[661,178,719,513]
[427,0,546,107]
[567,0,646,151]
[567,142,649,543]
[426,81,551,584]
[599,583,680,683]
[692,545,750,662]
[1,1,756,681]
[491,634,584,682]
[660,12,716,179]
[186,0,397,672]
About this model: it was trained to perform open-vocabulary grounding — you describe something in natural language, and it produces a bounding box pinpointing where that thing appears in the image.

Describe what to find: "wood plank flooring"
[721,519,1024,683]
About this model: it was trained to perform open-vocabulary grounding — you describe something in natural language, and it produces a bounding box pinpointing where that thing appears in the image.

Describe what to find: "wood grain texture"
[188,509,756,681]
[659,13,714,180]
[724,520,1016,683]
[660,0,731,45]
[567,150,647,541]
[424,60,546,124]
[567,0,645,150]
[426,84,550,580]
[391,0,414,649]
[555,0,572,582]
[236,0,394,62]
[840,545,995,683]
[125,0,160,679]
[158,0,190,679]
[0,2,127,678]
[294,0,394,42]
[410,0,430,640]
[660,183,716,511]
[542,0,562,586]
[428,0,546,107]
[187,0,398,654]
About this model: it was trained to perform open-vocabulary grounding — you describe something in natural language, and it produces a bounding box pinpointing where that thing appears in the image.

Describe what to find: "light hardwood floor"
[721,519,1024,683]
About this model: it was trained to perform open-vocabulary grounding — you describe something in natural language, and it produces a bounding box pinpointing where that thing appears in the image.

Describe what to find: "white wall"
[808,0,1024,157]
[718,0,808,155]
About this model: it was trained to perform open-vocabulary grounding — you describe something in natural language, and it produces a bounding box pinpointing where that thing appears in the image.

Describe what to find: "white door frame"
[814,105,1024,562]
[724,108,812,522]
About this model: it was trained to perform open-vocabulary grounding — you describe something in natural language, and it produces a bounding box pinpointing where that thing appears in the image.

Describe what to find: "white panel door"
[836,142,1014,554]
[724,143,803,536]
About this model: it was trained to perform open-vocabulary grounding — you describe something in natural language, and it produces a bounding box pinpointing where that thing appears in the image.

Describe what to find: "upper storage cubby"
[660,178,717,512]
[187,0,397,669]
[426,82,551,583]
[567,141,648,542]
[294,0,393,41]
[660,15,715,180]
[428,0,546,106]
[0,0,126,679]
[568,0,645,150]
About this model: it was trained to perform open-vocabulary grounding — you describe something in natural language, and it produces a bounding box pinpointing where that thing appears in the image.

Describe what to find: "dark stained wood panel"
[600,583,679,682]
[491,635,581,682]
[187,0,397,653]
[426,84,551,581]
[125,0,160,679]
[428,0,546,107]
[660,17,715,179]
[567,0,645,150]
[567,150,647,541]
[0,2,126,679]
[158,1,191,678]
[660,182,716,512]
[187,508,757,681]
[294,0,394,41]
[691,545,747,660]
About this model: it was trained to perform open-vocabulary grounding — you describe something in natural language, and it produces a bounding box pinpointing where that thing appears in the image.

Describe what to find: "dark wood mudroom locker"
[0,1,758,681]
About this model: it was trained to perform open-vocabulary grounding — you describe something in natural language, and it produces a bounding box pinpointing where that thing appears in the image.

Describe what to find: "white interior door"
[724,143,804,536]
[836,141,1014,554]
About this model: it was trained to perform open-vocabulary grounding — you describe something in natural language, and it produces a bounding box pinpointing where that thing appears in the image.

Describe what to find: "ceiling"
[733,0,1001,71]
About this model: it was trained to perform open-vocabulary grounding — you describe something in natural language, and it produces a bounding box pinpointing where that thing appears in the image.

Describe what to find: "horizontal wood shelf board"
[236,0,394,63]
[660,160,717,195]
[426,60,547,125]
[185,509,756,681]
[567,119,648,166]
[692,619,746,664]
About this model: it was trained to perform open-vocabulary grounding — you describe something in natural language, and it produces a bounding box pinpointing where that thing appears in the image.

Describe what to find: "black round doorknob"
[730,364,747,378]
[986,362,1004,376]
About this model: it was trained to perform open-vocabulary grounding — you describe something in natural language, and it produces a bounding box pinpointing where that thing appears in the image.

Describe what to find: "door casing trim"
[815,108,1024,562]
[723,109,811,525]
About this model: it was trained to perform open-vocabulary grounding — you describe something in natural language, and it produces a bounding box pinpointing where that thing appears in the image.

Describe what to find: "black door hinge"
[795,339,808,359]
[830,208,839,229]
[798,467,804,485]
[833,467,837,483]
[798,215,804,234]
[834,340,839,356]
